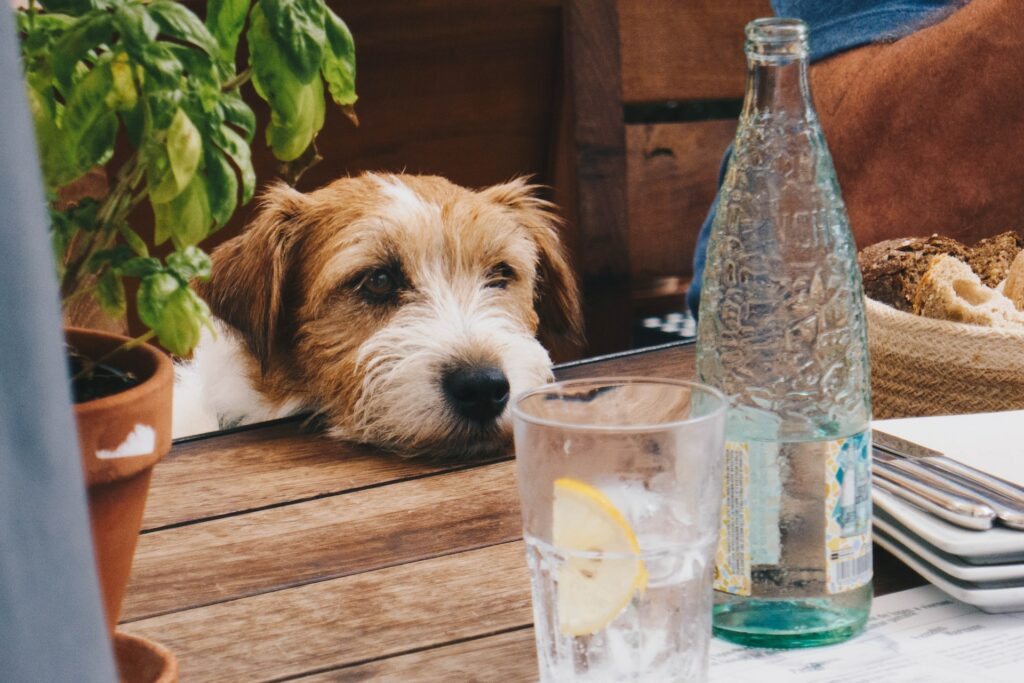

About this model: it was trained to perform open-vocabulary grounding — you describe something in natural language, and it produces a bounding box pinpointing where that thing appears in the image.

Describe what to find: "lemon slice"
[552,478,648,636]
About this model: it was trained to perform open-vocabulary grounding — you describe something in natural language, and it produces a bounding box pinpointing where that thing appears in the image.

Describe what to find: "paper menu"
[709,586,1024,682]
[873,411,1024,487]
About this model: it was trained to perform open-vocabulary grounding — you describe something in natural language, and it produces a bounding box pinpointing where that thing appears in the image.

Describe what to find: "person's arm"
[812,0,1024,247]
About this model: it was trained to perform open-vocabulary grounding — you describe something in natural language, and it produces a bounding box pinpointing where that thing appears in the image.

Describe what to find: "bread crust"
[858,235,967,311]
[966,231,1023,288]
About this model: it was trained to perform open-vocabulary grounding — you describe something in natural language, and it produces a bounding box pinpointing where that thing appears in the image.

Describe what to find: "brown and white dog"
[172,173,582,458]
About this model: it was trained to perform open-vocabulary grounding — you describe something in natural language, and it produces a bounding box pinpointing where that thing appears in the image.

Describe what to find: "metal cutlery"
[872,430,1024,531]
[872,458,996,530]
[873,430,1024,502]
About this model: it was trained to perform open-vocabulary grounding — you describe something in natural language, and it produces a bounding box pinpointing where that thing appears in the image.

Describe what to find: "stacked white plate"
[872,412,1024,613]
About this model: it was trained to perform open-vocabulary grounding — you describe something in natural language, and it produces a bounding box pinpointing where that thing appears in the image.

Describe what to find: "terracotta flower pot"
[66,327,173,635]
[114,631,179,683]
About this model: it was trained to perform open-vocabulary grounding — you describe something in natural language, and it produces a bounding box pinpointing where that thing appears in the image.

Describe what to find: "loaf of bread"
[1001,251,1024,311]
[858,235,968,311]
[966,231,1023,288]
[912,255,1024,328]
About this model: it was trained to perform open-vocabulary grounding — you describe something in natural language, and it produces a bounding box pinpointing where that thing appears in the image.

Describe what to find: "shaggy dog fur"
[173,173,582,458]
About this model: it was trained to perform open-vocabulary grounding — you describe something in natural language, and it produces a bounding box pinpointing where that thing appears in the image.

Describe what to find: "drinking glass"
[511,378,727,682]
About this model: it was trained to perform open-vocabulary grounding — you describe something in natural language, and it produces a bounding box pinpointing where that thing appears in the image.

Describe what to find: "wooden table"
[120,341,923,681]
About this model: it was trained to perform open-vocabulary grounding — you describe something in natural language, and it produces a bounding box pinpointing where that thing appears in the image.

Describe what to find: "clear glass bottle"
[696,18,873,648]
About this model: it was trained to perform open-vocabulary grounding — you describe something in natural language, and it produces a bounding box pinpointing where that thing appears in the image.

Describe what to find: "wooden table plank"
[298,628,537,682]
[122,542,533,682]
[556,341,696,381]
[146,422,483,531]
[124,461,522,622]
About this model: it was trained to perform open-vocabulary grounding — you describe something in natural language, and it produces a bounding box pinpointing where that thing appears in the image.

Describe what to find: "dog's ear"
[197,183,307,373]
[481,178,584,351]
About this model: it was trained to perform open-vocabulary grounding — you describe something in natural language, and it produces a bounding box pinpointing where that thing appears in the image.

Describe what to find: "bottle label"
[713,441,754,596]
[714,434,872,597]
[824,432,873,594]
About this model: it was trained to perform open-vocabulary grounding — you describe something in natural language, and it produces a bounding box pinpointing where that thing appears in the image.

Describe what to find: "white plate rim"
[872,487,1024,559]
[873,516,1024,582]
[873,531,1024,613]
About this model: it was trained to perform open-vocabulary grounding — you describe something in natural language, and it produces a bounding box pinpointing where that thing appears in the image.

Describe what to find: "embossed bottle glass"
[696,18,872,648]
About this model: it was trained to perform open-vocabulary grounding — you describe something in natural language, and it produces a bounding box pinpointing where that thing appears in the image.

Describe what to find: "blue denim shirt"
[687,0,962,315]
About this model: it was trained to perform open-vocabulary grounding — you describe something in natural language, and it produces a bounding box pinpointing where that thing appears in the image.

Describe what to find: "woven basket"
[866,297,1024,418]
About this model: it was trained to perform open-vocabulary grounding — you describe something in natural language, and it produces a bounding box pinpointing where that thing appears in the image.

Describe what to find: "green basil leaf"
[95,268,127,319]
[147,146,179,204]
[87,244,134,273]
[105,51,137,111]
[321,8,356,108]
[137,272,179,329]
[147,1,219,57]
[138,272,210,355]
[19,11,76,47]
[40,1,106,16]
[167,108,203,193]
[26,86,69,189]
[114,5,183,88]
[111,3,158,53]
[62,60,118,184]
[152,173,212,249]
[206,0,250,64]
[218,92,256,142]
[266,74,324,162]
[119,224,150,257]
[118,256,162,278]
[165,45,221,113]
[146,89,185,132]
[204,143,239,228]
[52,11,113,93]
[249,5,326,160]
[138,42,184,88]
[258,0,325,84]
[212,124,255,204]
[167,245,213,282]
[155,286,210,355]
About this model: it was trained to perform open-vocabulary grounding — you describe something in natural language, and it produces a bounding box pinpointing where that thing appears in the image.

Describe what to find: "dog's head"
[200,173,582,458]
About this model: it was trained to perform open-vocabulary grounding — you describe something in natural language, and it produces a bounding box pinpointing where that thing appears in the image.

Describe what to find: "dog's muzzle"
[441,364,510,424]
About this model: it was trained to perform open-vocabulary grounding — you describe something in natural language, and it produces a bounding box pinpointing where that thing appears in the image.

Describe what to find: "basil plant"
[17,0,357,355]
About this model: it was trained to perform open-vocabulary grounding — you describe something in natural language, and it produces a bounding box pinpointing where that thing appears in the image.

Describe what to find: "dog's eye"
[485,262,516,289]
[360,268,399,301]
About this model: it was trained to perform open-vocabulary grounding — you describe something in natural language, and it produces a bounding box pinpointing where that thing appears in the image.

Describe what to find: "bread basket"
[866,297,1024,418]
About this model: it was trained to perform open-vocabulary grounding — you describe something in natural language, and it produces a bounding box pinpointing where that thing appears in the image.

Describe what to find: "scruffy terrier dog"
[173,173,582,458]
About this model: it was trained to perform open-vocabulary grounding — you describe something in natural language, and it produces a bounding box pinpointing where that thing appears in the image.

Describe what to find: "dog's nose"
[442,365,510,423]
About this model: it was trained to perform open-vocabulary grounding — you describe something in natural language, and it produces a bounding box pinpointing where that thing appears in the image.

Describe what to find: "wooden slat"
[300,628,537,682]
[122,542,533,682]
[558,0,630,283]
[556,341,696,381]
[618,0,772,102]
[124,461,521,621]
[146,423,466,530]
[626,120,738,282]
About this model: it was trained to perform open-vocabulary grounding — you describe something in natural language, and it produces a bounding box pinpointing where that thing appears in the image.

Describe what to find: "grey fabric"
[0,7,117,683]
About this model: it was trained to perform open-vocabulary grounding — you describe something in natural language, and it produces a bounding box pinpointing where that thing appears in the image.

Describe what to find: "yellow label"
[714,441,751,596]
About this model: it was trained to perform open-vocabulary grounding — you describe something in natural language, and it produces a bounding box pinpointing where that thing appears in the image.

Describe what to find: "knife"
[871,460,996,530]
[873,430,1024,506]
[874,449,1024,531]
